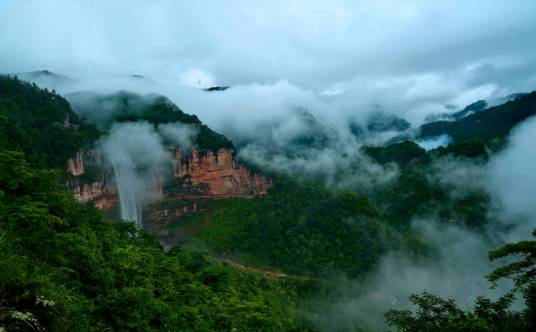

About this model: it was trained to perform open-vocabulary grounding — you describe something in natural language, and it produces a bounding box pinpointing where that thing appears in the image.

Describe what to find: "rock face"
[67,152,85,176]
[67,150,118,210]
[170,146,271,196]
[67,146,271,225]
[70,178,118,210]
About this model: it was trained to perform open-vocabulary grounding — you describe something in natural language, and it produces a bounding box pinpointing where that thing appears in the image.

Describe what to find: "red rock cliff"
[170,145,271,197]
[68,146,271,210]
[67,150,118,210]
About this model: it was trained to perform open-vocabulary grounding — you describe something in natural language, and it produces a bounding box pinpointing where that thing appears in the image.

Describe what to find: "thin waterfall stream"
[109,155,143,227]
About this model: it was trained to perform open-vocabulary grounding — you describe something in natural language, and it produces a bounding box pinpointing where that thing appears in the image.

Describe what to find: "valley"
[1,2,536,330]
[1,67,536,331]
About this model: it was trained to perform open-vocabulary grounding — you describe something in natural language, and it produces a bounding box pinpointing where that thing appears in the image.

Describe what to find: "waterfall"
[110,155,143,227]
[101,122,172,228]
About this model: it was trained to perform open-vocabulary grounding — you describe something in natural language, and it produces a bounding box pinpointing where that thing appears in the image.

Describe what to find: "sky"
[1,0,536,127]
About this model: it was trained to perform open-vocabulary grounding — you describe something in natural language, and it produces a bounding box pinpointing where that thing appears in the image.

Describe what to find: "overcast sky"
[1,0,536,126]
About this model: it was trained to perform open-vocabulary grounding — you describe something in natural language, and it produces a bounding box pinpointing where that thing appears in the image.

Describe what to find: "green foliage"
[378,163,491,229]
[488,230,536,329]
[379,167,442,226]
[431,138,507,159]
[195,174,408,277]
[386,231,536,332]
[0,75,99,168]
[385,292,525,332]
[69,90,233,153]
[362,141,429,167]
[116,94,235,153]
[0,150,309,331]
[419,91,536,142]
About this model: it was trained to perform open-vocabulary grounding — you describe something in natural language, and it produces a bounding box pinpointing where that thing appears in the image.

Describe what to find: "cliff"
[67,150,118,210]
[169,146,271,196]
[67,146,271,226]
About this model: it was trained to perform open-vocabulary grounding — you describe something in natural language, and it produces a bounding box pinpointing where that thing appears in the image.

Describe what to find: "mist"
[488,116,536,242]
[2,0,536,146]
[312,118,536,331]
[158,122,199,153]
[416,134,452,151]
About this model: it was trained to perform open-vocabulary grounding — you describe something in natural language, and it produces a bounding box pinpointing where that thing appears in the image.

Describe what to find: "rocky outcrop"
[170,146,271,197]
[67,150,118,210]
[67,151,85,176]
[69,177,118,210]
[67,146,271,224]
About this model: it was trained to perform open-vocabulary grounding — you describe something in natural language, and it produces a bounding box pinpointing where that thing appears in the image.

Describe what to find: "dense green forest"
[0,76,99,168]
[0,76,310,331]
[194,174,420,278]
[185,140,494,277]
[1,75,535,331]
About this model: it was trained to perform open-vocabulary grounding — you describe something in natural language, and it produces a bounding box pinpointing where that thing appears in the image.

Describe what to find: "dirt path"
[220,259,314,281]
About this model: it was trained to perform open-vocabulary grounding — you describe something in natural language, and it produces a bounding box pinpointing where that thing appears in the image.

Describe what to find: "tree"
[385,231,536,332]
[488,229,536,329]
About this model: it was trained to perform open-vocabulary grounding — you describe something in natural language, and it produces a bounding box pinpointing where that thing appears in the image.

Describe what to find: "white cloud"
[179,68,216,89]
[488,116,536,241]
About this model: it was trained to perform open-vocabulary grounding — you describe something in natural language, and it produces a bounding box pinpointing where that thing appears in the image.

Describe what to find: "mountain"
[15,70,76,91]
[3,73,533,331]
[447,99,488,121]
[204,86,229,92]
[0,75,98,168]
[418,91,536,142]
[0,74,308,331]
[425,93,528,123]
[67,90,234,152]
[350,112,411,138]
[64,90,271,231]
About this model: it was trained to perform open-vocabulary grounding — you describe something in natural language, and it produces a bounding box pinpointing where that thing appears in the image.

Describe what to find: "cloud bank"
[0,0,535,136]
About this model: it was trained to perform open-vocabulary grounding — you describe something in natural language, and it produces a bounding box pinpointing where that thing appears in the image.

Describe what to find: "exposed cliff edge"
[169,146,271,196]
[67,150,118,210]
[67,146,271,226]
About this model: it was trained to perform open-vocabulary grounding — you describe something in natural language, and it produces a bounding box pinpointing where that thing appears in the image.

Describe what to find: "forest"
[1,75,535,331]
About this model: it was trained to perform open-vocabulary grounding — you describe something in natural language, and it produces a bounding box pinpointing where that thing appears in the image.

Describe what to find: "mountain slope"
[67,90,233,153]
[418,91,536,141]
[0,75,309,331]
[0,75,99,168]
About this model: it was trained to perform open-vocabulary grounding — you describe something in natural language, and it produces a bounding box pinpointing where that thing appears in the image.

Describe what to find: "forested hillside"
[195,174,416,278]
[0,76,310,331]
[0,76,99,168]
[67,91,233,153]
[1,74,535,331]
[419,91,536,141]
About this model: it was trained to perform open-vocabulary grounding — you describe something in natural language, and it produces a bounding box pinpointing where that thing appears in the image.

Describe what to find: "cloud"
[158,122,198,153]
[416,134,452,151]
[312,120,536,330]
[179,68,216,89]
[430,156,489,200]
[0,0,535,132]
[313,220,514,331]
[488,116,536,241]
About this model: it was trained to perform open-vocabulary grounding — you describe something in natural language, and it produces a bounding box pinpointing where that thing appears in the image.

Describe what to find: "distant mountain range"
[426,93,528,122]
[418,91,536,142]
[15,69,76,90]
[12,70,536,147]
